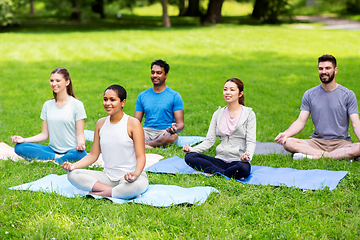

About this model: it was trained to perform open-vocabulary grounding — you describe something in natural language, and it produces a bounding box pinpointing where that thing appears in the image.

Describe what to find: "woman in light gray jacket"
[183,78,256,180]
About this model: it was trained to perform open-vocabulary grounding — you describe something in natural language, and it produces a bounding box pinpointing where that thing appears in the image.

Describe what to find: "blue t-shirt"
[301,84,358,140]
[135,87,184,129]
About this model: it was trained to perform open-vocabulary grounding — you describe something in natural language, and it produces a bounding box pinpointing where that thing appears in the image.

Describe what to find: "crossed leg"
[284,137,360,160]
[145,132,178,148]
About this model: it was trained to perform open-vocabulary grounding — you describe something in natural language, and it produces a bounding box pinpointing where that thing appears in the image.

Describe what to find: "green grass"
[1,18,360,238]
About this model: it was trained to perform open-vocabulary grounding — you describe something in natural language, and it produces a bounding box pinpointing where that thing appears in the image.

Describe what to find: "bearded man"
[275,54,360,160]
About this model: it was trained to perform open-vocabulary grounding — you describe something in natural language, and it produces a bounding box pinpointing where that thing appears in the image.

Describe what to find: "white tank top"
[100,114,137,181]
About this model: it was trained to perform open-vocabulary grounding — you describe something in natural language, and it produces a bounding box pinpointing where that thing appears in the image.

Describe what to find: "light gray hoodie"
[191,106,256,162]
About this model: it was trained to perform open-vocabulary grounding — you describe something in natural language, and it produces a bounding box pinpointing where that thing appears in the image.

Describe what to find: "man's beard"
[319,71,335,84]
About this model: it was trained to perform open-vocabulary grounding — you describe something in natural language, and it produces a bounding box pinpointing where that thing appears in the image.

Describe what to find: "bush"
[0,0,19,27]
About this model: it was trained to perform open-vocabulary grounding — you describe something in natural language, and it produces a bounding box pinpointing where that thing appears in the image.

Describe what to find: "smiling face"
[50,73,69,94]
[223,81,243,104]
[318,61,338,84]
[103,89,126,116]
[151,65,168,86]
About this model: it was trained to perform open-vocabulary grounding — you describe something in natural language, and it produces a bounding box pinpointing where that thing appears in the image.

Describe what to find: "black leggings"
[185,152,251,180]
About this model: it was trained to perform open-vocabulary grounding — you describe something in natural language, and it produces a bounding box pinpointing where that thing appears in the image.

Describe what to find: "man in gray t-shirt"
[275,54,360,160]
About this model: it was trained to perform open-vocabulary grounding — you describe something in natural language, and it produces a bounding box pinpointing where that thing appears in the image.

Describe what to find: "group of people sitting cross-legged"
[10,54,360,199]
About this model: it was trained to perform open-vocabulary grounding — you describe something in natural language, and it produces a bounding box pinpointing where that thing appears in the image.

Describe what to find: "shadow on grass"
[0,15,310,33]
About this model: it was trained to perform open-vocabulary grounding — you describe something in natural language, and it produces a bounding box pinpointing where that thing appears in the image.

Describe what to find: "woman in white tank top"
[62,85,148,199]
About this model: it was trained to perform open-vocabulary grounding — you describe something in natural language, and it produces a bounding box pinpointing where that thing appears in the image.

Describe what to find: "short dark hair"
[151,59,170,74]
[318,54,337,68]
[105,85,127,101]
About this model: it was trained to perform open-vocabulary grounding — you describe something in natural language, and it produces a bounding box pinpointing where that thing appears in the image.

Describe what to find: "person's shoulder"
[305,84,321,93]
[70,96,84,105]
[165,86,181,95]
[43,99,55,107]
[337,84,354,93]
[127,115,142,126]
[243,105,256,117]
[140,87,153,94]
[95,117,107,129]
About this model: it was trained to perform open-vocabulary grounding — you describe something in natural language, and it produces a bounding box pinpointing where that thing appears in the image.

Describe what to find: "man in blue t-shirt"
[134,59,184,148]
[275,54,360,160]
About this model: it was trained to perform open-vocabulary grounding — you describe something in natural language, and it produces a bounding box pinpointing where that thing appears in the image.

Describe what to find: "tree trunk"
[70,1,81,21]
[30,0,35,17]
[178,0,186,16]
[202,0,224,25]
[161,0,171,28]
[252,0,269,20]
[183,0,202,17]
[92,0,105,19]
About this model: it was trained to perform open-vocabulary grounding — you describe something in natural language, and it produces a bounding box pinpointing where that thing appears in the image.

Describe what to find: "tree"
[0,0,19,27]
[91,0,105,19]
[201,0,224,25]
[252,0,290,23]
[183,0,202,16]
[161,0,171,27]
[346,0,360,13]
[30,0,34,16]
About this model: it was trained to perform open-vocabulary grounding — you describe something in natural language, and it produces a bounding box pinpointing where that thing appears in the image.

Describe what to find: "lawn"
[0,16,360,238]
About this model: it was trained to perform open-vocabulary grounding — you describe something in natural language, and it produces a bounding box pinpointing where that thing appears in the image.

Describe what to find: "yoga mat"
[146,156,348,191]
[86,129,287,155]
[9,174,218,207]
[254,141,290,155]
[85,130,206,147]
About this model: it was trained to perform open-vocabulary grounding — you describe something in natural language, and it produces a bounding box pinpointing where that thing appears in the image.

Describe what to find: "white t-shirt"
[40,97,87,153]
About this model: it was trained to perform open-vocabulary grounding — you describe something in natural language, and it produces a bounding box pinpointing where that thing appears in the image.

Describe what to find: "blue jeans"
[185,152,251,179]
[15,143,87,165]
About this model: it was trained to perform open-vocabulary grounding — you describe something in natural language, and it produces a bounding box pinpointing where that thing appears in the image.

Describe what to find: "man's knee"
[283,137,298,152]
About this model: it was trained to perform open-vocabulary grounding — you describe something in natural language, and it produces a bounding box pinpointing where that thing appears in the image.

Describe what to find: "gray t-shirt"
[301,84,358,140]
[41,97,87,153]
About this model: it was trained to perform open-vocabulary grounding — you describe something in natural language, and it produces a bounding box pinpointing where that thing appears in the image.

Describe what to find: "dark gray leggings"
[67,169,148,199]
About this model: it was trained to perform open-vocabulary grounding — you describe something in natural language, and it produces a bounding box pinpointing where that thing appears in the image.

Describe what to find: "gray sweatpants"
[67,169,149,199]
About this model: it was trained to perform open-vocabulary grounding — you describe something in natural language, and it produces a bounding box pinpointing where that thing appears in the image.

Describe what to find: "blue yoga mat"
[146,156,348,191]
[9,174,218,207]
[85,130,205,147]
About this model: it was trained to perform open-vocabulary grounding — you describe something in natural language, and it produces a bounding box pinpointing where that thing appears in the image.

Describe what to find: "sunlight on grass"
[1,16,360,239]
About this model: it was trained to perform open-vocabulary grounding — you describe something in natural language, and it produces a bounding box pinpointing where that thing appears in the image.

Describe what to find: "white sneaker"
[293,153,313,160]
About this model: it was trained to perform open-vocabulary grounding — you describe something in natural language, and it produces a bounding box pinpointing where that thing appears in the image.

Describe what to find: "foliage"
[0,0,19,27]
[252,0,291,22]
[1,19,360,238]
[346,0,360,14]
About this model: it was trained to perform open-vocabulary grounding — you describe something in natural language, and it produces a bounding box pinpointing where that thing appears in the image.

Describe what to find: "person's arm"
[134,111,144,123]
[11,120,49,143]
[350,113,360,141]
[62,118,104,171]
[124,117,146,182]
[244,110,256,160]
[274,110,310,145]
[189,109,220,153]
[75,119,86,151]
[167,110,184,134]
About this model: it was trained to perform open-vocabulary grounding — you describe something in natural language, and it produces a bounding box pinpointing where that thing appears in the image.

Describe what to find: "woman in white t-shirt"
[11,67,87,164]
[62,85,148,199]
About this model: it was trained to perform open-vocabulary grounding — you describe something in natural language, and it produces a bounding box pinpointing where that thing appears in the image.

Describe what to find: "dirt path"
[295,15,360,30]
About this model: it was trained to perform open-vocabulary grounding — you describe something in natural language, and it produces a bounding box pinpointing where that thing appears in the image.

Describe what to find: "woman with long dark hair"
[183,78,256,179]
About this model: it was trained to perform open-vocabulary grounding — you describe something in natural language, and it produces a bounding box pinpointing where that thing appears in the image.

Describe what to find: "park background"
[1,0,360,239]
